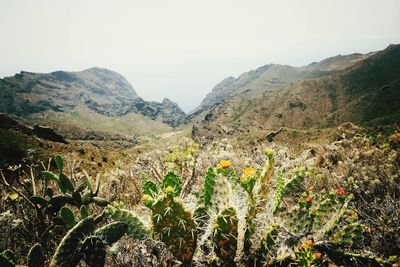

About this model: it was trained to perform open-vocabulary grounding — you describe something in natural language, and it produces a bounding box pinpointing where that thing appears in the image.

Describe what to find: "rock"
[265,127,284,142]
[32,125,68,144]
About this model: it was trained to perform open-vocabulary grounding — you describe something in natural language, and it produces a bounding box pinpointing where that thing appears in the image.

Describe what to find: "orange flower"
[306,196,313,203]
[243,167,256,176]
[337,187,345,196]
[305,239,314,247]
[309,185,315,192]
[219,160,231,169]
[315,252,323,260]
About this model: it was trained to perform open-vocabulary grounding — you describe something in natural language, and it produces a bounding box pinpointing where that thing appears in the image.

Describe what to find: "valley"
[0,44,399,266]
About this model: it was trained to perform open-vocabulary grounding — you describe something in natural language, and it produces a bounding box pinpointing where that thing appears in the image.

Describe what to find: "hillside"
[191,44,400,140]
[0,67,186,137]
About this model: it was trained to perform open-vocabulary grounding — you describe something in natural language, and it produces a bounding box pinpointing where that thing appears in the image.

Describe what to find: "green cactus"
[80,205,89,219]
[212,207,238,265]
[150,192,197,265]
[203,167,216,206]
[329,222,365,248]
[161,171,182,196]
[105,203,148,239]
[143,180,158,197]
[59,173,75,192]
[321,248,393,267]
[81,236,106,267]
[273,171,284,214]
[274,168,307,215]
[27,243,44,267]
[281,205,313,237]
[254,224,280,263]
[243,190,256,255]
[239,168,258,255]
[30,195,48,207]
[42,171,66,193]
[293,245,322,267]
[54,154,64,173]
[94,221,128,245]
[194,167,217,236]
[258,148,275,203]
[50,216,95,267]
[60,206,76,228]
[317,194,353,239]
[311,190,340,233]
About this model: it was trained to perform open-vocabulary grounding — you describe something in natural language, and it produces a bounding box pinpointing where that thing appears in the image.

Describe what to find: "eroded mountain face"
[191,45,400,141]
[0,67,186,128]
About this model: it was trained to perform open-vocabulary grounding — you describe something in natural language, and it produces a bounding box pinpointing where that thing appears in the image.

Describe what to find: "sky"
[1,0,399,112]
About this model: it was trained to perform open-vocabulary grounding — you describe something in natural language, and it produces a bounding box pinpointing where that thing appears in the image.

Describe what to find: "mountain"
[0,67,186,137]
[191,45,400,140]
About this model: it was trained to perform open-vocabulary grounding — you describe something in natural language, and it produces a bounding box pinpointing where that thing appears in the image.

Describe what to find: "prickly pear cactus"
[194,167,217,236]
[258,148,275,202]
[161,172,182,196]
[212,207,238,265]
[81,236,106,267]
[94,221,128,245]
[240,167,257,255]
[329,222,365,248]
[60,206,76,228]
[281,205,313,237]
[105,202,148,239]
[273,168,306,214]
[254,224,280,263]
[27,243,44,267]
[203,167,217,206]
[151,192,197,265]
[50,216,95,267]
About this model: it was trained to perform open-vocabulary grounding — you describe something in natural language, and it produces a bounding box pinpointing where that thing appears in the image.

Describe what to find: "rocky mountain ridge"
[189,52,372,121]
[0,67,186,129]
[191,44,400,141]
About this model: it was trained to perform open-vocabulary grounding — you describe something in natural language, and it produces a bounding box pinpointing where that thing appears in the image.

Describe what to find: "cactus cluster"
[50,216,128,267]
[2,150,398,266]
[142,173,197,265]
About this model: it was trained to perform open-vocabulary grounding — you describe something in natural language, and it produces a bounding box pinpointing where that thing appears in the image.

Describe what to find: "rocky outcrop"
[0,113,67,143]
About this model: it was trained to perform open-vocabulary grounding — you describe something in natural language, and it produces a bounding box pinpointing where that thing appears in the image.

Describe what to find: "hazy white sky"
[1,0,399,112]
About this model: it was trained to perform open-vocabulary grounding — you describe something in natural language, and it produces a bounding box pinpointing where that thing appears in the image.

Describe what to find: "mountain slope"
[188,52,369,122]
[0,67,186,136]
[192,44,400,140]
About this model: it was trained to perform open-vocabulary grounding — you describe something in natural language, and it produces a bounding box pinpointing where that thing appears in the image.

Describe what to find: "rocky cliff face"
[0,67,186,128]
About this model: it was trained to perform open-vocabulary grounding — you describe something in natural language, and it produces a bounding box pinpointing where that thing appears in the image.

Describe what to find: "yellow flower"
[242,167,256,176]
[165,186,175,195]
[219,160,231,169]
[6,193,19,201]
